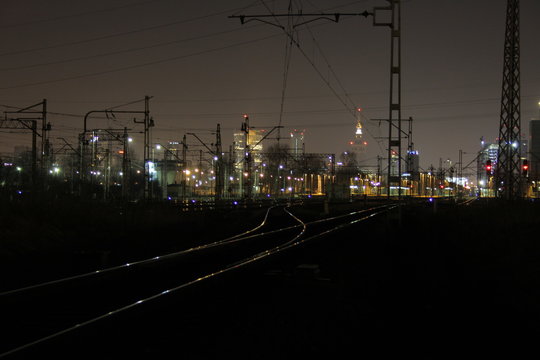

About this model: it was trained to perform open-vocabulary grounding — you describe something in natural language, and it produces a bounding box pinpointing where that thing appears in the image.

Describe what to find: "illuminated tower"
[348,109,368,158]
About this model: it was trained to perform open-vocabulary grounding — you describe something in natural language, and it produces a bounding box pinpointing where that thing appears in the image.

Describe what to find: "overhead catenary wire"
[294,0,384,152]
[0,0,171,29]
[0,27,260,72]
[0,34,280,90]
[0,2,277,58]
[297,0,358,111]
[258,0,295,141]
[239,0,384,152]
[278,0,294,137]
[0,9,361,91]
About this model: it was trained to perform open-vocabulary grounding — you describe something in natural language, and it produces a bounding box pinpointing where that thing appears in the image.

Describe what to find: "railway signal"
[522,160,529,177]
[486,160,492,176]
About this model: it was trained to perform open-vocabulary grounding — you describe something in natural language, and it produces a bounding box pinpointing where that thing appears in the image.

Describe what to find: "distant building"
[478,141,498,188]
[478,135,528,191]
[406,150,420,181]
[347,116,367,159]
[233,129,265,172]
[530,120,540,180]
[289,129,304,158]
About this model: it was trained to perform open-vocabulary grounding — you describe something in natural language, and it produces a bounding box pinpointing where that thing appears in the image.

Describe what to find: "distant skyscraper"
[233,129,265,172]
[289,129,304,158]
[478,141,498,187]
[347,114,367,158]
[478,137,527,186]
[406,150,420,181]
[530,120,540,180]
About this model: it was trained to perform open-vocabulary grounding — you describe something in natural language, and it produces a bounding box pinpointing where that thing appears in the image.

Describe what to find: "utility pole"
[374,1,402,200]
[377,155,382,197]
[228,144,234,198]
[137,95,153,201]
[429,165,435,197]
[215,123,223,201]
[458,149,463,198]
[41,99,50,186]
[406,117,414,172]
[13,100,50,188]
[372,114,412,197]
[54,137,79,194]
[186,131,222,200]
[122,127,130,200]
[3,104,45,196]
[330,154,336,200]
[182,134,187,202]
[496,0,521,200]
[81,97,152,199]
[241,114,251,200]
[438,158,444,197]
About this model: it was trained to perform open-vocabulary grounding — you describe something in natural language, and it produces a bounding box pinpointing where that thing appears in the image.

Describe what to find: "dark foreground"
[1,199,540,359]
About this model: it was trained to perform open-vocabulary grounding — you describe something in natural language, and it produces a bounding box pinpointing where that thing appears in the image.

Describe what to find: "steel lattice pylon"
[496,0,521,200]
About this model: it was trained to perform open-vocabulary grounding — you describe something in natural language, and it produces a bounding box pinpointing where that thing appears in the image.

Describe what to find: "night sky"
[1,0,539,170]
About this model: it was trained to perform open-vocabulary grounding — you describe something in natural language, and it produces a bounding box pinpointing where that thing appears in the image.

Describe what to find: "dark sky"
[1,0,539,170]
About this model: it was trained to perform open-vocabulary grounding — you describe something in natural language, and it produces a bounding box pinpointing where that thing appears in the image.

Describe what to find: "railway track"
[0,202,397,358]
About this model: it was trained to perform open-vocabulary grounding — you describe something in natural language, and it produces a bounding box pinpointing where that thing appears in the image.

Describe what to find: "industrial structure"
[495,0,523,200]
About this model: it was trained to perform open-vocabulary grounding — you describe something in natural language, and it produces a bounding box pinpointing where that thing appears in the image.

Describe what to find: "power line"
[0,4,381,71]
[49,92,540,106]
[0,3,268,58]
[0,27,258,72]
[0,34,280,90]
[259,0,295,136]
[0,0,170,29]
[0,9,361,90]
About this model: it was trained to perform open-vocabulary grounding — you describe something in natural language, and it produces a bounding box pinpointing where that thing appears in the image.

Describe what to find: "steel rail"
[0,203,392,297]
[0,205,279,297]
[0,204,397,358]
